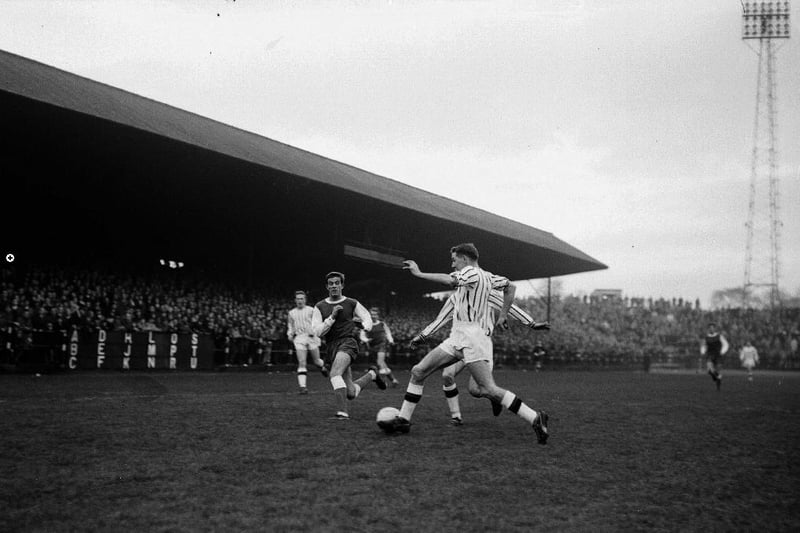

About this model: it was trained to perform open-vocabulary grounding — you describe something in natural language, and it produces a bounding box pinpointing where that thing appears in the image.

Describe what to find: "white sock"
[443,383,461,419]
[500,391,537,425]
[330,375,346,390]
[399,382,424,420]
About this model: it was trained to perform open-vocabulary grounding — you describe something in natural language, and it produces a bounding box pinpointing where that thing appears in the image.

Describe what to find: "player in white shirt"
[739,340,759,381]
[387,243,549,444]
[287,291,329,394]
[411,289,550,425]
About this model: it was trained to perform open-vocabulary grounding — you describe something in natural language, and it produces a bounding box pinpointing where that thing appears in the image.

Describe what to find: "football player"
[410,289,550,425]
[311,271,386,419]
[392,243,550,444]
[700,322,728,390]
[287,290,328,394]
[360,307,400,387]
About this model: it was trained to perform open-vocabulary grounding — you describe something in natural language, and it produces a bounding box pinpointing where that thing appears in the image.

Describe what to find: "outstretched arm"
[411,296,455,346]
[488,290,550,329]
[403,260,457,286]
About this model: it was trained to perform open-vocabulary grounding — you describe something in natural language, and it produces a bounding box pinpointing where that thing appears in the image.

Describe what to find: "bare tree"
[711,287,748,309]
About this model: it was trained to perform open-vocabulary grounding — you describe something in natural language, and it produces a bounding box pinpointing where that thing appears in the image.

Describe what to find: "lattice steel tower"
[741,1,790,309]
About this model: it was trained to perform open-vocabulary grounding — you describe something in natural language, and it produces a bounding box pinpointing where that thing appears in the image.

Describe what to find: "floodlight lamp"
[742,0,791,39]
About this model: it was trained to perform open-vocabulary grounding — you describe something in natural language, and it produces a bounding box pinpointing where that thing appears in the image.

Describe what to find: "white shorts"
[293,333,321,351]
[741,360,756,370]
[438,321,493,364]
[442,356,493,378]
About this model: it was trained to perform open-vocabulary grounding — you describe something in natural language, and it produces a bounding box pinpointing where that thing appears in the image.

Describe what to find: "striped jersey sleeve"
[488,289,533,326]
[420,295,456,338]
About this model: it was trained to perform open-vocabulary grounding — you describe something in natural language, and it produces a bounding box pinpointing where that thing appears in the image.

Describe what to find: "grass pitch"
[1,368,798,532]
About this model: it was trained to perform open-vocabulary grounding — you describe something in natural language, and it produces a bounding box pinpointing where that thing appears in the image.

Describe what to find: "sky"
[2,0,798,307]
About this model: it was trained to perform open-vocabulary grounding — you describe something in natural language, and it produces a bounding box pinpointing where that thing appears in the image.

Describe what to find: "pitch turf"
[1,368,798,532]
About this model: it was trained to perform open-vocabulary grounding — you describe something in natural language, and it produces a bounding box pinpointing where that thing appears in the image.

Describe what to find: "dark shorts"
[325,337,360,365]
[368,341,389,354]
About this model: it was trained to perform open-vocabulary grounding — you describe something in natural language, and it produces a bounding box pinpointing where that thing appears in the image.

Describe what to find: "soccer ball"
[376,406,400,433]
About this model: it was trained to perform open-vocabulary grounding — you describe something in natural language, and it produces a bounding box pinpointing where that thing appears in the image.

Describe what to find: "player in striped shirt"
[411,289,550,425]
[311,271,386,419]
[287,290,329,394]
[390,243,549,444]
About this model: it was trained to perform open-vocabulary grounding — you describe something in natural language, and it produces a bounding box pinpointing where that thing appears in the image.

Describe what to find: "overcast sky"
[2,0,798,307]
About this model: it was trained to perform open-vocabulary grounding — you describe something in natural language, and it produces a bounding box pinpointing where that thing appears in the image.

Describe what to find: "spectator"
[0,265,797,371]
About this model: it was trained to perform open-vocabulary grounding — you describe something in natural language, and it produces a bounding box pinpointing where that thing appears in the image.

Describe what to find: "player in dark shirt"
[361,307,400,387]
[701,322,729,391]
[311,271,386,419]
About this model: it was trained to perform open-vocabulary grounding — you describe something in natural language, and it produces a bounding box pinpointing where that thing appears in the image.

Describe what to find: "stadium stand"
[2,265,797,373]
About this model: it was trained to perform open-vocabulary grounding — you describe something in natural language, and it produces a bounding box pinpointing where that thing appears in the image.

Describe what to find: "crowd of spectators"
[0,266,290,366]
[2,265,798,370]
[494,294,800,370]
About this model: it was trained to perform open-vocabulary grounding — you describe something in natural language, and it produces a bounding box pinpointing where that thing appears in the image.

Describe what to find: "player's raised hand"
[530,321,551,331]
[402,260,420,275]
[409,334,426,348]
[495,311,509,330]
[330,305,343,320]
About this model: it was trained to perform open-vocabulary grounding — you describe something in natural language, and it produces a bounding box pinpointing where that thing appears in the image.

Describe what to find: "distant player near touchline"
[287,290,329,394]
[311,271,386,419]
[700,322,728,391]
[739,340,759,382]
[410,289,550,425]
[360,307,401,387]
[389,242,549,444]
